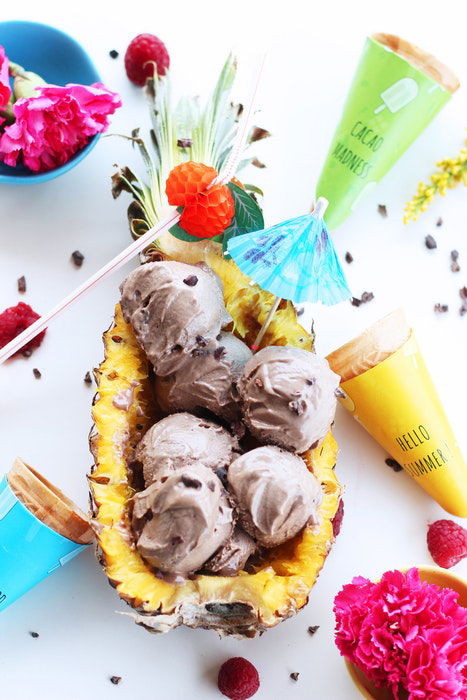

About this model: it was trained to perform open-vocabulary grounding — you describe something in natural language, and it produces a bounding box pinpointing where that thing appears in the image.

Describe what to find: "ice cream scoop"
[155,332,252,423]
[131,464,234,576]
[203,527,257,576]
[120,260,231,376]
[238,346,340,453]
[135,412,239,486]
[228,446,322,547]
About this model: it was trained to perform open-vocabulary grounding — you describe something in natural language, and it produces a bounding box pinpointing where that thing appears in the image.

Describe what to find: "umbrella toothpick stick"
[250,198,329,352]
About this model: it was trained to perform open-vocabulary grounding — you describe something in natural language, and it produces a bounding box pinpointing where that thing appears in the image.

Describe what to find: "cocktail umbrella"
[227,198,351,349]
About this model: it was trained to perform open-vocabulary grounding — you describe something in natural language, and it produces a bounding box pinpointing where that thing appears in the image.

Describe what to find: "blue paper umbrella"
[227,207,350,305]
[226,199,351,348]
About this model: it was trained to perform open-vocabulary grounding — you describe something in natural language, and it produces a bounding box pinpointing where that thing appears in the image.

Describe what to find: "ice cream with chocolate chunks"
[228,446,322,547]
[120,260,231,376]
[238,346,340,453]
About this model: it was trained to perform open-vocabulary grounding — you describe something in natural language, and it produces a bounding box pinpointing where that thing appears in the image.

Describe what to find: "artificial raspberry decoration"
[124,34,170,87]
[217,657,260,700]
[166,161,235,238]
[427,519,467,569]
[0,302,46,357]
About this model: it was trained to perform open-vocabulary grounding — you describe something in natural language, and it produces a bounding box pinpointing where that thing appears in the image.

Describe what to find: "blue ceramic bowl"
[0,20,101,184]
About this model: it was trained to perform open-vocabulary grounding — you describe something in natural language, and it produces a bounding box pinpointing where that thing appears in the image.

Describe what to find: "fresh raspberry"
[0,302,46,357]
[332,499,344,537]
[124,33,170,87]
[166,161,218,207]
[427,519,467,569]
[218,657,260,700]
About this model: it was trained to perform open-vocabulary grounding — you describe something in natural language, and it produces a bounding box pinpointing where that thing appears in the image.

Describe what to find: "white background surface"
[1,1,466,698]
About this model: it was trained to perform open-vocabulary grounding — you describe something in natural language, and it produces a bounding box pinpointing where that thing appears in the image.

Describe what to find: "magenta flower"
[0,45,11,112]
[0,82,121,172]
[334,568,467,699]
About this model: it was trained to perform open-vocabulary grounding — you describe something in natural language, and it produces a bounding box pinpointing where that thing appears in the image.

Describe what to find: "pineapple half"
[89,242,341,637]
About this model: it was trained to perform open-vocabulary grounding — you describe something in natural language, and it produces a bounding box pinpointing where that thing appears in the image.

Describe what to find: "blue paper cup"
[0,461,93,611]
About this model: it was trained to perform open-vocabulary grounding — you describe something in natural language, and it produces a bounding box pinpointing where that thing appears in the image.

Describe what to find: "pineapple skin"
[89,245,341,638]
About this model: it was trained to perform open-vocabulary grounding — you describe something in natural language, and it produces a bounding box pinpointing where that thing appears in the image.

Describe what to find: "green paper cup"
[0,459,94,612]
[316,33,459,230]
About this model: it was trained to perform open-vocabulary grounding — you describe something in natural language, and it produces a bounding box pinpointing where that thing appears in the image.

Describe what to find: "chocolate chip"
[109,676,121,685]
[22,349,32,358]
[181,476,202,489]
[290,673,300,682]
[171,344,183,353]
[385,457,402,472]
[214,346,226,360]
[111,335,123,343]
[307,625,319,635]
[288,399,305,415]
[377,204,387,218]
[29,631,39,638]
[196,335,207,346]
[71,250,85,267]
[436,217,443,227]
[434,303,449,314]
[177,138,193,148]
[345,252,353,264]
[33,368,41,379]
[335,388,345,398]
[425,235,437,250]
[183,275,198,286]
[191,348,210,357]
[109,50,119,59]
[254,378,263,388]
[171,536,184,546]
[306,378,315,386]
[84,371,93,385]
[17,275,26,293]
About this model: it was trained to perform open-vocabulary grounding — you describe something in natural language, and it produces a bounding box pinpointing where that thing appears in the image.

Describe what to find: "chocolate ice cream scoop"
[238,346,340,453]
[120,260,231,376]
[228,446,322,548]
[135,413,239,486]
[202,526,257,576]
[132,464,234,576]
[155,332,252,423]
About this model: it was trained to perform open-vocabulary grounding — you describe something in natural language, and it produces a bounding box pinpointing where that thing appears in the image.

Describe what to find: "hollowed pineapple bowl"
[88,240,342,638]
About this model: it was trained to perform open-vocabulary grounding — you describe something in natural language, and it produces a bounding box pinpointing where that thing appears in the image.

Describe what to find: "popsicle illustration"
[374,77,419,114]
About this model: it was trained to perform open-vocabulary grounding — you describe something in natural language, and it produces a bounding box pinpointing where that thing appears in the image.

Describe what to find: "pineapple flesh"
[89,243,341,637]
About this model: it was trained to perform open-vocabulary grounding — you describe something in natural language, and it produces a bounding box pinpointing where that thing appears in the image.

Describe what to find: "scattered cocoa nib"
[434,304,448,314]
[29,631,39,638]
[252,157,266,169]
[345,252,353,264]
[109,676,121,685]
[436,217,443,227]
[109,50,119,59]
[385,457,402,472]
[183,275,198,286]
[451,250,459,261]
[290,673,300,682]
[377,204,387,218]
[335,388,345,398]
[288,399,305,415]
[460,287,467,316]
[450,251,461,273]
[249,126,271,143]
[71,250,85,267]
[296,306,304,317]
[351,292,374,307]
[33,368,41,379]
[84,371,93,385]
[17,275,26,293]
[177,138,193,148]
[308,625,319,635]
[22,349,32,358]
[425,235,437,250]
[213,346,226,360]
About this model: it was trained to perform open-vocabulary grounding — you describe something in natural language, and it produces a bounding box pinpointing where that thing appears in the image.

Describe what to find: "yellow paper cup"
[327,310,467,516]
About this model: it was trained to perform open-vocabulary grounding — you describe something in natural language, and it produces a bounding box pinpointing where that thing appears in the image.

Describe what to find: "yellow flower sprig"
[404,138,467,223]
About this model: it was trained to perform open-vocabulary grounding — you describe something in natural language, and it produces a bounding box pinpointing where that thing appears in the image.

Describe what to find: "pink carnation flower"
[334,568,467,699]
[0,45,11,115]
[0,82,121,172]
